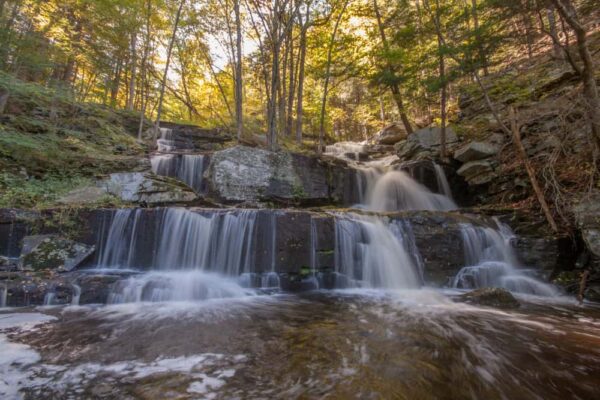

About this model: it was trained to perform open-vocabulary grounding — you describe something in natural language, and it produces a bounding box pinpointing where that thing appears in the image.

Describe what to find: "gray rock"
[456,160,493,177]
[572,191,600,259]
[459,287,520,309]
[103,172,198,204]
[375,123,408,145]
[395,127,459,161]
[454,141,498,162]
[207,145,332,204]
[19,235,95,272]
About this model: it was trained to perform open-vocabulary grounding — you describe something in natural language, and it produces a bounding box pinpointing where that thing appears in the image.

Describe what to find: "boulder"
[457,160,496,185]
[572,191,600,260]
[103,172,198,204]
[395,127,459,161]
[375,123,408,145]
[207,145,332,204]
[453,141,498,163]
[458,287,520,309]
[19,235,95,272]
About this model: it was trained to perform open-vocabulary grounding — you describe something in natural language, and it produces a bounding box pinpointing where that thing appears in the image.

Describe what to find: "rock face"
[454,141,499,163]
[19,235,95,272]
[103,172,198,204]
[207,145,357,205]
[456,159,497,185]
[58,186,110,205]
[572,191,600,261]
[459,287,520,309]
[375,123,408,145]
[395,127,459,161]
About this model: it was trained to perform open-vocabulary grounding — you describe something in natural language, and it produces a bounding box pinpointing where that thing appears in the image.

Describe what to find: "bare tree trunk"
[110,58,123,107]
[295,27,308,144]
[520,2,534,59]
[510,107,559,232]
[318,0,350,154]
[547,6,563,60]
[438,29,447,160]
[471,0,488,75]
[234,0,243,141]
[286,34,296,137]
[127,32,138,111]
[373,0,413,134]
[155,0,185,135]
[550,0,600,152]
[138,0,152,141]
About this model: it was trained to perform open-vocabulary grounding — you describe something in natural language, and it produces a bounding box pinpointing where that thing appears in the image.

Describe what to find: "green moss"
[0,173,92,209]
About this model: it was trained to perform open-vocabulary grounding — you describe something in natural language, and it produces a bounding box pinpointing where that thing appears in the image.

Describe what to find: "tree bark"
[510,107,558,232]
[155,0,185,135]
[318,0,350,154]
[471,0,488,75]
[138,0,153,141]
[373,0,413,134]
[546,6,563,60]
[234,0,243,141]
[295,26,308,144]
[127,32,138,111]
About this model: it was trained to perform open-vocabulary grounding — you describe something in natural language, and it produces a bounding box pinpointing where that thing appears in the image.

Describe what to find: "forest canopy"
[0,0,598,151]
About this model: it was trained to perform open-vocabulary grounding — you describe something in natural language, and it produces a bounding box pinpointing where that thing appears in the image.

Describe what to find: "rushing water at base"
[453,221,559,296]
[2,292,600,399]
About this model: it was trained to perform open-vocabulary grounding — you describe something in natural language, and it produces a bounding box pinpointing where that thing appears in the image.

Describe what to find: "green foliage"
[0,173,91,209]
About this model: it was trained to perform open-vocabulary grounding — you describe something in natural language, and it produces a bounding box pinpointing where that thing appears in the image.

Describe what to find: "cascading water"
[452,221,559,296]
[156,128,177,152]
[150,154,206,193]
[333,214,422,289]
[363,169,456,212]
[96,208,263,302]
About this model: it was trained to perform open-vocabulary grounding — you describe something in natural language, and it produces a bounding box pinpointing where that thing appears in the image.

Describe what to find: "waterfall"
[97,208,258,275]
[71,284,81,306]
[156,128,176,152]
[0,284,6,308]
[107,271,254,304]
[452,222,559,296]
[151,154,206,193]
[363,170,456,212]
[433,163,453,199]
[333,214,422,289]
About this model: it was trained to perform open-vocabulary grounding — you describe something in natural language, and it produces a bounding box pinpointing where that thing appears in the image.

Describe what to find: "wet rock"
[453,141,498,163]
[374,123,408,145]
[459,287,520,309]
[584,285,600,303]
[2,273,75,307]
[76,273,123,304]
[103,172,198,205]
[19,235,95,272]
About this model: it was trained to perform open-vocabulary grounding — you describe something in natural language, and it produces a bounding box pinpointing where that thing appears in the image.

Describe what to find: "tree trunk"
[373,0,413,134]
[547,6,563,60]
[318,0,350,154]
[295,27,308,144]
[550,0,600,151]
[234,0,243,141]
[138,0,152,141]
[155,0,185,135]
[471,0,488,75]
[286,34,296,137]
[127,32,138,111]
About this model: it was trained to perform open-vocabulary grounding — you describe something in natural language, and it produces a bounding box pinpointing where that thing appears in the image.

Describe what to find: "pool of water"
[2,290,600,399]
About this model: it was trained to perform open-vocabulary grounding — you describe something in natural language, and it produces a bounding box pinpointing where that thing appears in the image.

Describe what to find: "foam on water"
[452,222,559,296]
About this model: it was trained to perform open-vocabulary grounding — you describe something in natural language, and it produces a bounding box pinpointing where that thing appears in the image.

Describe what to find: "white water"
[334,214,422,289]
[452,222,559,296]
[324,141,367,162]
[108,271,254,304]
[156,127,177,152]
[364,169,456,212]
[151,154,206,192]
[98,208,257,275]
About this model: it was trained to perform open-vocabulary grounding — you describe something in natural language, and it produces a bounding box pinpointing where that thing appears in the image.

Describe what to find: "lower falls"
[2,136,598,400]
